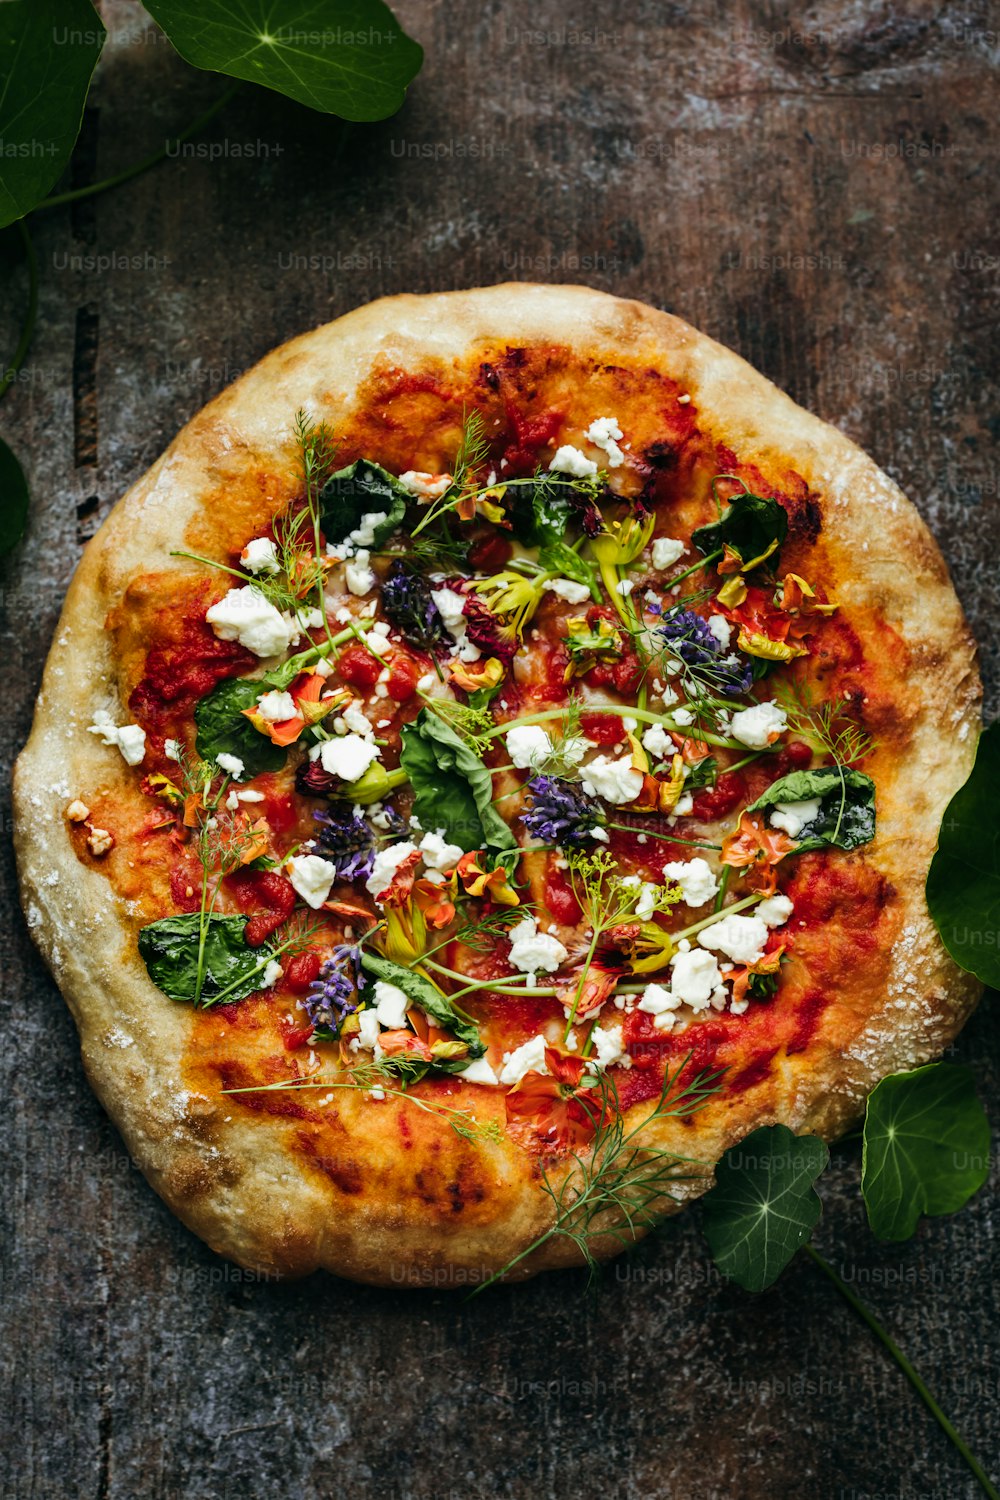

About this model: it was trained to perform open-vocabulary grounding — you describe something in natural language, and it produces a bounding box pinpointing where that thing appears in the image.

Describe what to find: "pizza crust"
[14,284,982,1283]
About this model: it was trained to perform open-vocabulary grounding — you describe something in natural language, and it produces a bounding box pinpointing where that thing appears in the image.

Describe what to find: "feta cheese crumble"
[729,700,788,750]
[697,913,769,965]
[398,471,452,500]
[318,735,381,783]
[651,537,686,570]
[507,917,568,975]
[548,443,598,478]
[206,586,293,658]
[366,840,419,898]
[769,799,822,838]
[256,690,297,723]
[240,537,280,575]
[286,854,337,909]
[757,893,794,928]
[499,1033,549,1085]
[669,948,723,1010]
[585,416,625,467]
[215,752,245,780]
[419,829,464,872]
[87,712,147,767]
[373,981,410,1029]
[505,725,553,770]
[662,857,718,908]
[544,577,592,605]
[581,755,644,805]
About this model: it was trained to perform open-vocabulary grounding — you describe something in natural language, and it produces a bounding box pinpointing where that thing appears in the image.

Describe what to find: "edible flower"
[381,561,447,653]
[466,571,547,660]
[564,613,623,680]
[778,572,838,618]
[720,811,796,892]
[243,673,347,747]
[556,951,626,1019]
[313,804,376,880]
[505,1046,609,1152]
[521,775,606,849]
[304,944,363,1037]
[456,850,520,906]
[603,920,675,975]
[448,655,506,694]
[657,607,753,695]
[737,628,808,663]
[730,945,786,1007]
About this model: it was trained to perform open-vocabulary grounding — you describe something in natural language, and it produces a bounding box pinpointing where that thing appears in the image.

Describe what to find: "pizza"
[14,284,982,1285]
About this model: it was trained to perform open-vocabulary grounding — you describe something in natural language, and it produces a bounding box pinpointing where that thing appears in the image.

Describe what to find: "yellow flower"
[737,628,808,662]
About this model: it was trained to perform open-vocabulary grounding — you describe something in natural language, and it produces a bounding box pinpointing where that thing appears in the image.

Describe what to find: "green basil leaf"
[861,1063,990,1241]
[0,0,105,227]
[319,459,408,548]
[144,0,422,122]
[400,709,516,854]
[194,678,287,777]
[0,436,30,554]
[512,480,599,597]
[691,491,788,566]
[746,766,876,852]
[139,913,274,1006]
[360,950,485,1058]
[701,1124,829,1291]
[926,722,1000,987]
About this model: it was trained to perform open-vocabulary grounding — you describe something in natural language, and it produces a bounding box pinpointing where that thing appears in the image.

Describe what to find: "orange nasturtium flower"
[729,945,787,1008]
[720,811,797,893]
[456,851,520,907]
[448,655,506,694]
[242,674,349,747]
[505,1046,611,1151]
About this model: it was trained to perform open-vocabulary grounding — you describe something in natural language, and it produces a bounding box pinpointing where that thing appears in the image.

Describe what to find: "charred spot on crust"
[788,493,823,545]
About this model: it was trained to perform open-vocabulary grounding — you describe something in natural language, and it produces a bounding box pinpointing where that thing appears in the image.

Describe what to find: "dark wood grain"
[2,2,997,1496]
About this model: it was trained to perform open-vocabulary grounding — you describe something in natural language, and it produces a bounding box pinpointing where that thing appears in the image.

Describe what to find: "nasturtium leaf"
[926,722,1000,987]
[359,950,485,1059]
[701,1124,829,1291]
[747,767,876,853]
[400,710,516,854]
[319,459,408,547]
[861,1064,990,1241]
[144,0,423,123]
[194,677,287,777]
[0,437,30,554]
[0,0,105,227]
[691,491,788,566]
[138,913,275,1005]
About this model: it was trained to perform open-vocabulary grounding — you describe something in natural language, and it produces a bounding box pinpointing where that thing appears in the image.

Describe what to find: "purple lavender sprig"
[313,804,376,880]
[304,944,364,1037]
[381,561,445,652]
[521,775,605,849]
[657,606,753,697]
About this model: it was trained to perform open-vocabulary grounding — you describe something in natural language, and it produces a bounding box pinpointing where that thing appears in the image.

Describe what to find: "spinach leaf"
[319,459,408,548]
[926,722,1000,987]
[400,710,516,853]
[0,0,105,227]
[747,766,876,852]
[701,1124,829,1291]
[360,950,485,1059]
[145,0,422,123]
[512,481,600,596]
[139,914,274,1006]
[862,1064,990,1241]
[691,491,787,567]
[194,678,287,777]
[0,437,29,555]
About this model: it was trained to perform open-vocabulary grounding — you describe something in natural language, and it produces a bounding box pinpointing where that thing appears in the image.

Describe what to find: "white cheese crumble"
[345,549,376,596]
[398,470,452,499]
[366,840,419,898]
[215,752,245,780]
[164,739,182,761]
[651,537,685,570]
[430,586,467,640]
[318,735,381,783]
[354,1009,381,1050]
[549,443,598,478]
[770,799,822,838]
[729,701,788,750]
[707,614,732,648]
[87,712,147,767]
[373,981,410,1028]
[581,755,644,805]
[240,537,280,575]
[507,917,568,975]
[697,913,769,965]
[419,829,464,872]
[585,416,625,467]
[544,577,592,604]
[261,959,284,988]
[505,725,553,770]
[499,1033,549,1085]
[206,585,293,658]
[757,893,795,928]
[591,1023,630,1069]
[256,690,297,723]
[662,857,718,908]
[637,982,681,1017]
[349,511,389,548]
[461,1055,500,1086]
[286,854,337,909]
[669,948,723,1010]
[641,724,673,759]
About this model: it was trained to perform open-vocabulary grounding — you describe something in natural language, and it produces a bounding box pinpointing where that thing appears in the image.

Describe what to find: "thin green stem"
[0,219,38,402]
[38,83,241,210]
[804,1247,999,1500]
[661,548,721,590]
[605,822,721,851]
[483,704,772,754]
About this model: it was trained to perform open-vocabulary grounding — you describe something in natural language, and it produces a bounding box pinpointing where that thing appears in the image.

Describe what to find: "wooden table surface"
[2,2,997,1496]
